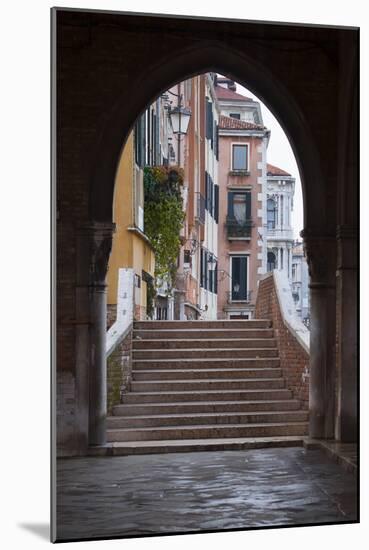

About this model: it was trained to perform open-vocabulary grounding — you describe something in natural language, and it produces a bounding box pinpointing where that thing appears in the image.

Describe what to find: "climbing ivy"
[143,166,185,292]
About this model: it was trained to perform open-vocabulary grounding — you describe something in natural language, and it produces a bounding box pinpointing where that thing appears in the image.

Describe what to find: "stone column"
[335,225,357,442]
[302,230,336,440]
[87,222,115,446]
[277,247,281,270]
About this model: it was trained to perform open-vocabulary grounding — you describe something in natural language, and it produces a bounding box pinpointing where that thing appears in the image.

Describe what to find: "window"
[227,191,251,223]
[205,172,215,218]
[200,248,217,294]
[232,144,248,171]
[231,256,248,301]
[280,195,284,227]
[280,248,284,270]
[229,113,241,119]
[184,250,191,265]
[267,198,276,229]
[267,251,276,272]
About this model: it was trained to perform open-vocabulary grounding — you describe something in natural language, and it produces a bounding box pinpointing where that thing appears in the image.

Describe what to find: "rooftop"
[218,114,264,131]
[215,85,254,102]
[267,163,292,177]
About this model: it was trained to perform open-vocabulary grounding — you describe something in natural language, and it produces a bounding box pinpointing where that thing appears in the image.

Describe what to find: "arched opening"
[101,68,316,454]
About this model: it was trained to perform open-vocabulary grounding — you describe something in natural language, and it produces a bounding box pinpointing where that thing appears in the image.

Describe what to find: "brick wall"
[107,328,133,414]
[255,274,309,409]
[107,304,117,330]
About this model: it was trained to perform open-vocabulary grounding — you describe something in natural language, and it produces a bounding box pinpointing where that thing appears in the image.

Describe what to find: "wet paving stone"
[56,447,358,540]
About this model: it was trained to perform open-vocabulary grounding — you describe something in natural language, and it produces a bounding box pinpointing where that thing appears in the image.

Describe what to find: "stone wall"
[56,370,78,457]
[255,273,309,409]
[107,328,133,414]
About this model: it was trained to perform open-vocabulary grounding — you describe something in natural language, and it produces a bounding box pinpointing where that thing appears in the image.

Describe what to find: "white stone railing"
[106,268,135,357]
[273,269,310,354]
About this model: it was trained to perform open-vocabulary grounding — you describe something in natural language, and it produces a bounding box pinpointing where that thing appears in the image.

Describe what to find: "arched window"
[267,251,276,272]
[267,198,276,229]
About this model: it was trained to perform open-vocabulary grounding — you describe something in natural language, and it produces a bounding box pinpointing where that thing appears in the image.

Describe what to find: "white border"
[2,1,365,549]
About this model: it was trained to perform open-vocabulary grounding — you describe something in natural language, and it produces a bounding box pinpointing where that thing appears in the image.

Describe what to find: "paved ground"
[56,447,357,541]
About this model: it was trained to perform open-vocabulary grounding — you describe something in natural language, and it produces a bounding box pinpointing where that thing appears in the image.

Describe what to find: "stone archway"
[54,9,358,455]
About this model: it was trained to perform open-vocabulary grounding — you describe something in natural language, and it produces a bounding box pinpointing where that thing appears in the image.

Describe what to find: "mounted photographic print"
[51,6,359,543]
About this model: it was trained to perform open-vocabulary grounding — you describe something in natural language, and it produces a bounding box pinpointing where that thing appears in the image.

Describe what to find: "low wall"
[107,327,133,414]
[106,268,135,413]
[255,271,310,409]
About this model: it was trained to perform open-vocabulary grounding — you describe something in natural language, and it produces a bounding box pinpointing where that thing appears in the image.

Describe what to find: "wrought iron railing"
[225,216,253,238]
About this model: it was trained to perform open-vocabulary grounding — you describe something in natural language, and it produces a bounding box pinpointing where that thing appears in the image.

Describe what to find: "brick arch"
[88,41,325,234]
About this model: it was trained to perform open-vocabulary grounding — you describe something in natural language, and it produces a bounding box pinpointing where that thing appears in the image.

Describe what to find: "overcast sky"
[235,82,304,240]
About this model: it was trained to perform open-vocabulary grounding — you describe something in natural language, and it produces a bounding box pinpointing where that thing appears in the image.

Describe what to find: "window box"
[229,170,250,177]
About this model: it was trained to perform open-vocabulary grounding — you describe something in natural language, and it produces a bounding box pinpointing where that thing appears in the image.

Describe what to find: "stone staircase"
[106,320,309,455]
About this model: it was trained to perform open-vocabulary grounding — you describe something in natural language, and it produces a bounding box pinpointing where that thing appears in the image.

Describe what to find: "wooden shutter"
[214,185,219,223]
[206,100,213,141]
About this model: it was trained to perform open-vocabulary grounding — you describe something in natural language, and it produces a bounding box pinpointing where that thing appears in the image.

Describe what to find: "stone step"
[132,338,277,349]
[133,357,280,369]
[89,436,305,456]
[123,388,292,403]
[134,320,272,330]
[132,367,282,381]
[107,410,309,429]
[134,328,275,340]
[131,378,285,393]
[132,348,279,360]
[106,422,309,442]
[113,399,301,416]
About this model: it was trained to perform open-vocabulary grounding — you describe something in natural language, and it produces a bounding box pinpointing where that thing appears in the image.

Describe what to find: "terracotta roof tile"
[215,85,253,102]
[267,163,291,176]
[218,114,264,131]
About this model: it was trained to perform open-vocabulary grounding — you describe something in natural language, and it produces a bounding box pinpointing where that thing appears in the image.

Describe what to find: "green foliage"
[144,166,185,292]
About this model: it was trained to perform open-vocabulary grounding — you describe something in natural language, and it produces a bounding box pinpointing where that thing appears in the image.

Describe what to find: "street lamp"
[169,105,192,136]
[165,89,192,166]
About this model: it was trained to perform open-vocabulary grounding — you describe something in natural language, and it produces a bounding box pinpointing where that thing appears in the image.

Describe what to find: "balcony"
[225,216,253,239]
[226,290,253,304]
[195,192,206,225]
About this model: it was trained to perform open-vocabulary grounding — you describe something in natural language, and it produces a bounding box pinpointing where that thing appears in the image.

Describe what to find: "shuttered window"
[214,185,219,223]
[206,99,214,145]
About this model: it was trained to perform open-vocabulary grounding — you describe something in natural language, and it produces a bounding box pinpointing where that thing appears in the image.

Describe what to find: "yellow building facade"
[107,132,155,321]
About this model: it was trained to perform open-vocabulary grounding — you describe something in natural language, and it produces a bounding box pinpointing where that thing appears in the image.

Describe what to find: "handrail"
[271,269,310,353]
[106,268,135,357]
